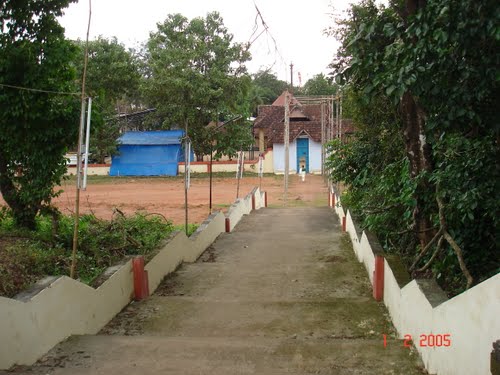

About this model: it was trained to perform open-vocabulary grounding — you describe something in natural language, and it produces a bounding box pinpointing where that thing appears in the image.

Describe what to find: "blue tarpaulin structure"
[110,130,192,176]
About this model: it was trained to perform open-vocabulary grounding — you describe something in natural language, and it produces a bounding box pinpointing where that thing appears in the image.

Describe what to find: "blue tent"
[110,130,192,176]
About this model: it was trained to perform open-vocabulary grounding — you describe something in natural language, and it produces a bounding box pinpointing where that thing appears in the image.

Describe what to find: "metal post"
[209,148,213,214]
[82,97,92,190]
[184,120,189,236]
[284,90,290,203]
[236,149,244,199]
[321,101,325,176]
[336,96,340,139]
[339,94,343,142]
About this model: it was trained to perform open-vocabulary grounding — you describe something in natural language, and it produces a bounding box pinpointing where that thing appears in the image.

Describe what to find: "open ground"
[43,173,329,224]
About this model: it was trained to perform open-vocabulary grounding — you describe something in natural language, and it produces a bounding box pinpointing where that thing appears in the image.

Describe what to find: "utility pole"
[284,90,290,202]
[339,94,343,142]
[321,101,325,176]
[336,96,340,139]
[70,0,92,279]
[289,62,294,93]
[184,118,190,236]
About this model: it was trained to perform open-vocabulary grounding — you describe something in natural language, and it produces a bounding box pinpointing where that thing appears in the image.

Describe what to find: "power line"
[248,1,290,80]
[0,83,80,96]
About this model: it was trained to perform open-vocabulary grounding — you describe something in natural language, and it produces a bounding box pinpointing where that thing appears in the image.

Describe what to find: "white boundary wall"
[0,187,267,370]
[331,187,500,375]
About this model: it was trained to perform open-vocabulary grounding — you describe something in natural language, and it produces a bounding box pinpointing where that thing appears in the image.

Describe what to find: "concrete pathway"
[16,207,424,374]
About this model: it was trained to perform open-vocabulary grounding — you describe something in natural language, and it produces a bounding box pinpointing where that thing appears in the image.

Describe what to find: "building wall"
[309,140,322,173]
[273,137,322,174]
[66,165,110,176]
[273,142,297,174]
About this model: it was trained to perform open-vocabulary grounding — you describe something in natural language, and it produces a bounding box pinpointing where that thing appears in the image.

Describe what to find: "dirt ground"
[44,174,328,225]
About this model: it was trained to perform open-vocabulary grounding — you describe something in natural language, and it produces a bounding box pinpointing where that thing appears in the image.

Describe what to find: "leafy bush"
[0,210,175,297]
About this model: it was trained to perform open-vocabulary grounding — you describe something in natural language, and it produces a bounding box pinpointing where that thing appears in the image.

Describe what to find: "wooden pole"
[70,0,92,279]
[284,90,290,203]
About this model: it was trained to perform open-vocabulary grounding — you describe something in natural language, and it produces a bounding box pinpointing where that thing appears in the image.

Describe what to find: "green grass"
[0,208,178,298]
[174,223,199,236]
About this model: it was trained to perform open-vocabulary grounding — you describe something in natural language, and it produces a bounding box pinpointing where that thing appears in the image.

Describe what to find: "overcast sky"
[59,0,354,84]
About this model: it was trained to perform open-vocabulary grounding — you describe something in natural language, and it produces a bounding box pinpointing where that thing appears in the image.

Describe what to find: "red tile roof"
[272,91,301,106]
[254,91,355,146]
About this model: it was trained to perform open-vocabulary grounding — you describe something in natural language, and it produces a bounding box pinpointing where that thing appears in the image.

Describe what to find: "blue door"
[296,138,309,173]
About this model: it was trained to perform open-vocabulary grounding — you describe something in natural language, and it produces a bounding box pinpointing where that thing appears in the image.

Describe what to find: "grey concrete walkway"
[20,207,424,375]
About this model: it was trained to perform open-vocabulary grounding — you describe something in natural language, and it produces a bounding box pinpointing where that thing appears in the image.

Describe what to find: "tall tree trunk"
[397,0,434,251]
[400,92,434,250]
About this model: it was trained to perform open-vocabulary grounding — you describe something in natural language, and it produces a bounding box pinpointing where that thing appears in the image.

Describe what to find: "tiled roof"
[254,105,355,145]
[254,91,355,146]
[272,91,301,106]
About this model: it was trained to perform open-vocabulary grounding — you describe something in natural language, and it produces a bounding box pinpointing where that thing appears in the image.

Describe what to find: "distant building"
[110,130,192,176]
[253,91,354,174]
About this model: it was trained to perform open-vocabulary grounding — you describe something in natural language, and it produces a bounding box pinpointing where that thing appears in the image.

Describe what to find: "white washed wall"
[0,187,267,370]
[331,186,500,375]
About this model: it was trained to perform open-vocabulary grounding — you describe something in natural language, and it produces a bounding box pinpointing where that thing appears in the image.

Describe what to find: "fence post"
[132,256,149,301]
[225,217,231,233]
[373,255,384,301]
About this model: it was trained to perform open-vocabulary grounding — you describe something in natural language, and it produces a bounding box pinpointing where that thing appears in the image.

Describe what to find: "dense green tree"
[144,12,252,158]
[303,73,338,96]
[72,37,141,163]
[251,70,288,103]
[0,0,79,229]
[328,0,499,294]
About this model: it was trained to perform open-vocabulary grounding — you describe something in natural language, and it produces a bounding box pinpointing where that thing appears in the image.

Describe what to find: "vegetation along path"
[12,205,425,374]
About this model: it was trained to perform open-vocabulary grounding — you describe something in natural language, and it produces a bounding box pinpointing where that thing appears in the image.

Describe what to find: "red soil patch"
[1,175,328,225]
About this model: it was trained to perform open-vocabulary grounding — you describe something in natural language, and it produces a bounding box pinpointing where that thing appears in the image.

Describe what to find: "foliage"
[144,12,251,158]
[0,209,175,297]
[328,0,499,295]
[72,37,142,163]
[212,118,255,160]
[303,73,338,96]
[251,70,288,108]
[0,0,80,229]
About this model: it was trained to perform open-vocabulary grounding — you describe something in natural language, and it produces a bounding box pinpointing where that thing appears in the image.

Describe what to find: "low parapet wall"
[329,187,500,375]
[0,187,267,370]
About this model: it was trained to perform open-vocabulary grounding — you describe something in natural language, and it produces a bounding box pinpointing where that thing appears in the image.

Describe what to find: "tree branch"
[417,235,444,272]
[410,227,443,271]
[436,186,474,289]
[443,231,474,289]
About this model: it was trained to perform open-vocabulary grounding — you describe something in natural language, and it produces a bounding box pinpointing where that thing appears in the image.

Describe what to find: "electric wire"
[0,83,80,96]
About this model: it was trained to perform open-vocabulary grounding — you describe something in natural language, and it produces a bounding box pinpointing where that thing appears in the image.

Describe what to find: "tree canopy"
[144,12,253,158]
[302,73,338,96]
[327,0,499,295]
[0,0,79,229]
[72,37,141,163]
[251,70,288,105]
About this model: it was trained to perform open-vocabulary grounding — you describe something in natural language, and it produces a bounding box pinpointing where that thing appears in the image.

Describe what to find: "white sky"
[59,0,354,84]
